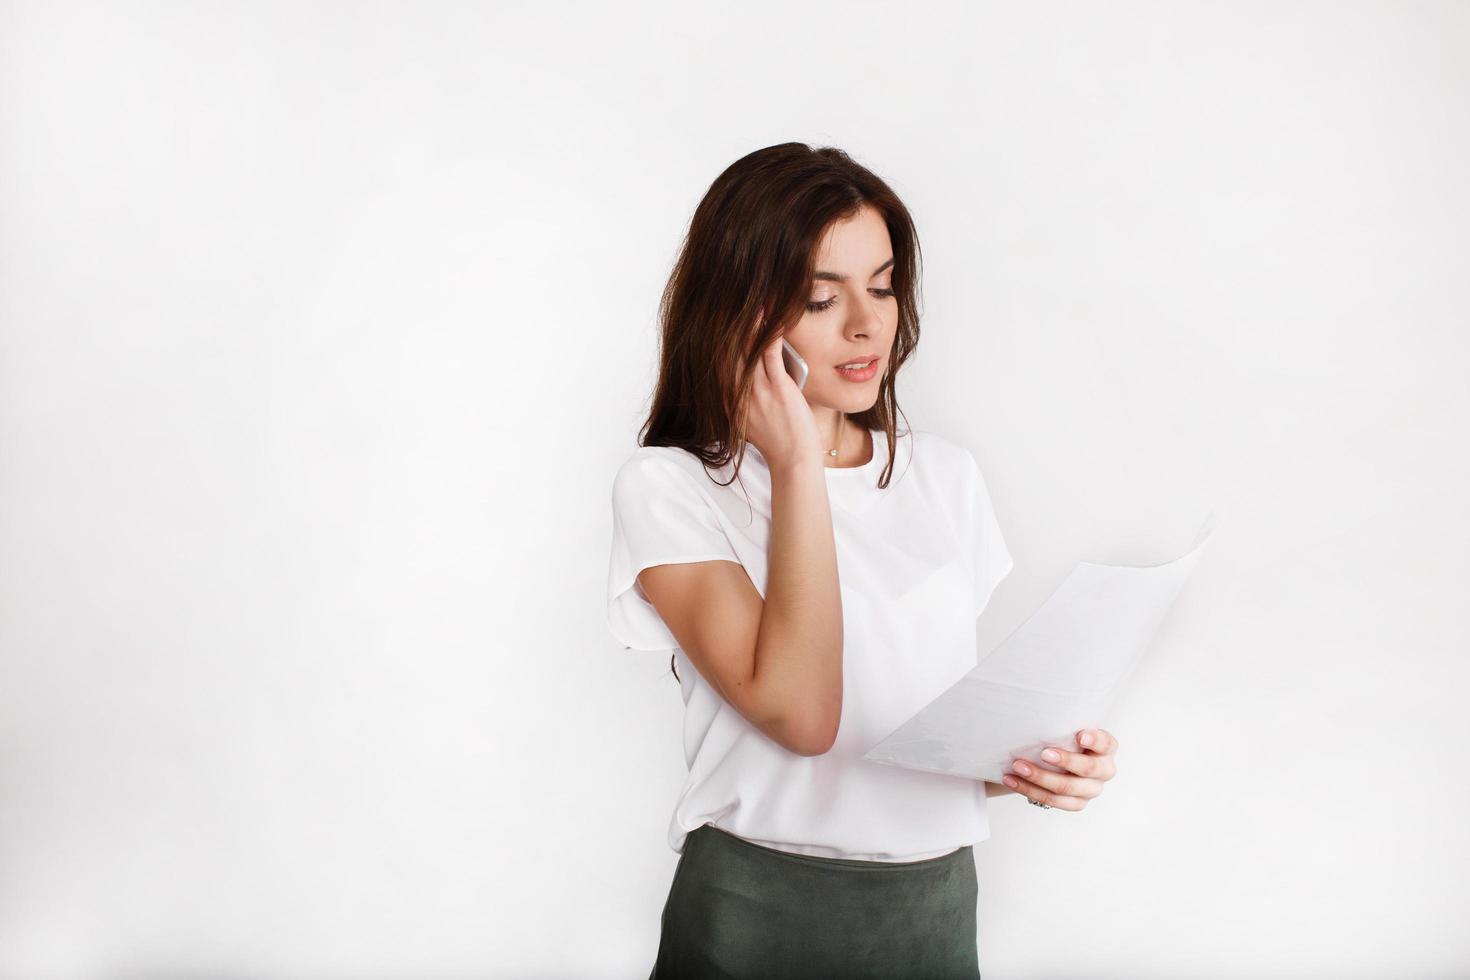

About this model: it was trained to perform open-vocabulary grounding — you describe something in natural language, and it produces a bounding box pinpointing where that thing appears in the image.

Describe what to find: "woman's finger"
[1077,728,1118,756]
[1001,773,1088,812]
[1008,758,1104,801]
[1032,745,1114,781]
[757,333,781,387]
[1037,746,1096,779]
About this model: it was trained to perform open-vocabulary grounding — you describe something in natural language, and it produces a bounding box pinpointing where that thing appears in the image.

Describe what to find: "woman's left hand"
[1002,729,1118,811]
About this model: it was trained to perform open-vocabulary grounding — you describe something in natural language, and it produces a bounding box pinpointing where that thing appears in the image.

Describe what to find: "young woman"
[607,143,1120,979]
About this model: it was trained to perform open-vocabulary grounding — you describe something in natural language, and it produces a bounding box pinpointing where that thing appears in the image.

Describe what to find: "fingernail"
[1042,749,1060,763]
[1014,762,1031,776]
[1080,732,1094,747]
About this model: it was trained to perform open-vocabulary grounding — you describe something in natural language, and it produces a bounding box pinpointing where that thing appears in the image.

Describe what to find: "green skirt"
[650,823,980,979]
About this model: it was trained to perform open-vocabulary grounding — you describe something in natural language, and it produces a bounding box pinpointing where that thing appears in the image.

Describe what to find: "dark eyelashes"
[806,287,897,313]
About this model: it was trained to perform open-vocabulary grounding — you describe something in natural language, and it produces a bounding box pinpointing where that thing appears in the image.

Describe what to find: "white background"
[2,2,1466,978]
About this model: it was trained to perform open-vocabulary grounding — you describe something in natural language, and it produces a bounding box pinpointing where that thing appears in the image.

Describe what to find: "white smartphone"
[781,338,809,391]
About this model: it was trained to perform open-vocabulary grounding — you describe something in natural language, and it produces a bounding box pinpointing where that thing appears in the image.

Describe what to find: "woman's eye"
[806,288,896,314]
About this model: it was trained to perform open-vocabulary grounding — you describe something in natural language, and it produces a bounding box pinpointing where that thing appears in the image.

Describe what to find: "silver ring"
[1028,798,1052,809]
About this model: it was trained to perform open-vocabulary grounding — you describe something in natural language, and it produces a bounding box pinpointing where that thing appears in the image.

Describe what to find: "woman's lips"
[834,358,879,382]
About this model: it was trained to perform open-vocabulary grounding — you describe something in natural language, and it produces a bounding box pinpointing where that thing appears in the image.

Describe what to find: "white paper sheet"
[862,515,1216,783]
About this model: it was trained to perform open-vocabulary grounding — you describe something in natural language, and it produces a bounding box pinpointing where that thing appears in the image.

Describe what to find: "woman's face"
[783,203,899,414]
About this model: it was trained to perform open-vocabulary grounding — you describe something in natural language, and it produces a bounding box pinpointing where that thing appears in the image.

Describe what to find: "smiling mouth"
[834,358,880,380]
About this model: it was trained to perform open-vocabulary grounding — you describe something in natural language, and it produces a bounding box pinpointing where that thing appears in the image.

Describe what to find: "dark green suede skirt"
[650,823,980,979]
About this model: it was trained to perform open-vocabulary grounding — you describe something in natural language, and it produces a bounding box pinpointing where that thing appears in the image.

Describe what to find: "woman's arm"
[636,455,844,756]
[751,456,845,750]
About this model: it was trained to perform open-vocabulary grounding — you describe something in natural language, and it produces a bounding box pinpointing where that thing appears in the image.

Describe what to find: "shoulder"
[904,426,978,477]
[611,444,717,501]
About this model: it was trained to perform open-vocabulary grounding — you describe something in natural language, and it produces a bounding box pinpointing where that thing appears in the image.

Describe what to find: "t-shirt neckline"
[824,427,884,478]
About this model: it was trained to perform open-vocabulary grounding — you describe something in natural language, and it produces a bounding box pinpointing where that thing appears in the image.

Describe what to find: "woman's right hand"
[741,333,825,471]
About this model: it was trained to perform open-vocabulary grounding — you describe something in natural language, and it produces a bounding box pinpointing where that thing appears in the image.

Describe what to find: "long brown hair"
[637,143,923,682]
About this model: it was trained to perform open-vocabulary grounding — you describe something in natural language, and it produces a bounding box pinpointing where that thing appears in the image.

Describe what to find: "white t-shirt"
[606,426,1013,862]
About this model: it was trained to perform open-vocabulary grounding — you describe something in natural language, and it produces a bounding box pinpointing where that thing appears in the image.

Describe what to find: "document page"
[862,516,1216,783]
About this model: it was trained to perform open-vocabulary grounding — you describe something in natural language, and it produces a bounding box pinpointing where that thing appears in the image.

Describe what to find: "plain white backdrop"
[2,2,1466,978]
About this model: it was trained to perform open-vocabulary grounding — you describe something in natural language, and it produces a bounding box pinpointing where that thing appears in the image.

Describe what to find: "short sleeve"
[963,449,1014,618]
[606,451,743,651]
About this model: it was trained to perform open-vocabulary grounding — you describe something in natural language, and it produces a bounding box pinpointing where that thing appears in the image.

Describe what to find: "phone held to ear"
[781,338,809,391]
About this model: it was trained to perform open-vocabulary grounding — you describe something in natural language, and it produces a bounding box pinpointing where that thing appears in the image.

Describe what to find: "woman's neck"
[822,417,873,469]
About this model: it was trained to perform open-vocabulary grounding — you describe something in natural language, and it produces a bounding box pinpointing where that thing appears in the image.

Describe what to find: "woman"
[606,143,1119,979]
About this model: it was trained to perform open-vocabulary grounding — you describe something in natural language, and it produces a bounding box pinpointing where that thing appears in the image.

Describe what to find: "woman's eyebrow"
[813,257,895,283]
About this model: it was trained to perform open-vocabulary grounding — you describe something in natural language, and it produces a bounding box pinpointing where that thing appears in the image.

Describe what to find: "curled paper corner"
[1190,508,1220,551]
[1081,512,1219,572]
